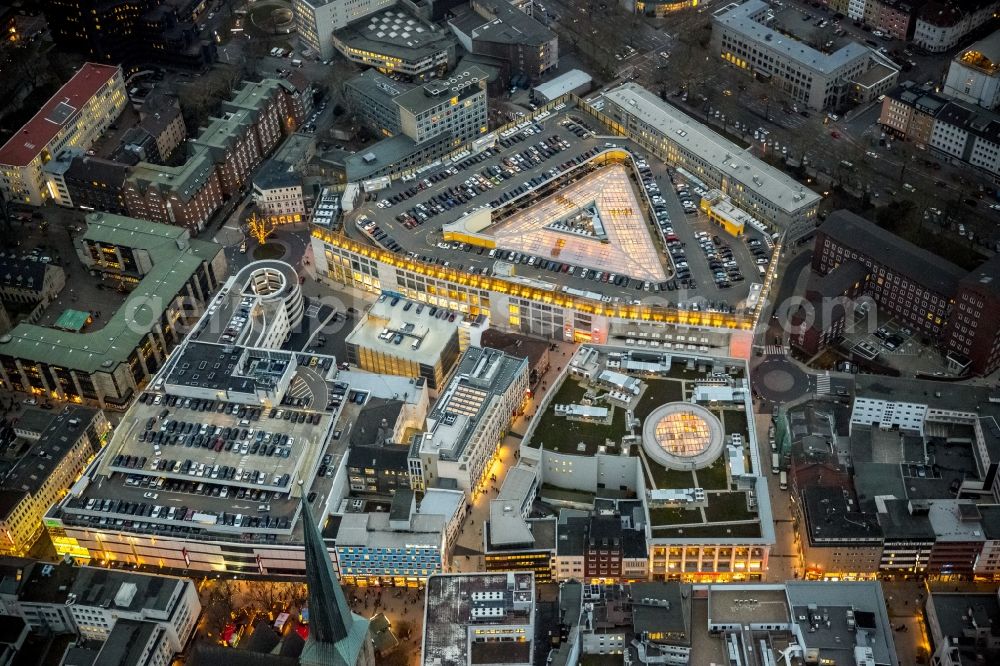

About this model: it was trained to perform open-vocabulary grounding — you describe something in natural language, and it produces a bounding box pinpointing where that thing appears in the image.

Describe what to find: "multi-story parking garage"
[311,88,805,351]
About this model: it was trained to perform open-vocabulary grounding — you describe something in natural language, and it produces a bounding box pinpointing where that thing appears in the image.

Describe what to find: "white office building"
[292,0,393,61]
[944,32,1000,110]
[410,346,529,497]
[393,65,490,144]
[710,0,896,111]
[11,562,199,660]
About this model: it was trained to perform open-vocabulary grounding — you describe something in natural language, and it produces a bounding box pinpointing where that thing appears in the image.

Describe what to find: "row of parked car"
[697,231,745,289]
[140,420,298,459]
[78,495,291,532]
[123,469,283,505]
[488,147,602,208]
[357,216,402,253]
[139,393,264,422]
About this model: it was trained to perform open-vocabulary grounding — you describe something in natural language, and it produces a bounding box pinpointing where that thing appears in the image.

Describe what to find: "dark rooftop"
[877,498,936,540]
[802,485,881,544]
[93,619,161,666]
[960,253,1000,300]
[0,255,53,293]
[818,210,966,296]
[480,328,550,371]
[349,398,404,448]
[65,155,129,188]
[187,643,298,666]
[0,614,26,644]
[17,561,78,605]
[806,260,868,299]
[346,442,410,473]
[3,406,99,505]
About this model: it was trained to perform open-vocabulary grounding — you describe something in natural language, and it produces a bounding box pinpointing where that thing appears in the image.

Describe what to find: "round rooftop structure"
[641,402,724,470]
[236,260,304,331]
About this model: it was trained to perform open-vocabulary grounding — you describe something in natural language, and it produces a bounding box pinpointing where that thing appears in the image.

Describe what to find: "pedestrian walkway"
[815,374,831,394]
[762,344,787,356]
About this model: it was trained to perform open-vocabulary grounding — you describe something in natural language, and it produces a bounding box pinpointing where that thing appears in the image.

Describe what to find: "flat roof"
[335,7,455,62]
[0,213,221,373]
[928,500,986,543]
[630,582,691,639]
[785,581,897,666]
[423,572,535,666]
[0,63,120,167]
[818,210,966,296]
[802,485,881,543]
[713,0,871,74]
[601,83,820,216]
[346,296,460,368]
[708,586,790,625]
[928,592,1000,643]
[422,347,527,462]
[393,64,489,116]
[877,498,936,540]
[533,70,592,100]
[335,510,447,549]
[489,466,538,546]
[479,329,550,370]
[468,0,554,46]
[70,566,185,613]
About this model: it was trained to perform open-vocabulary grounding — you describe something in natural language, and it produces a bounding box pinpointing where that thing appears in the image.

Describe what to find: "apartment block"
[913,0,1000,53]
[880,81,1000,182]
[125,79,301,231]
[0,63,126,205]
[0,407,109,556]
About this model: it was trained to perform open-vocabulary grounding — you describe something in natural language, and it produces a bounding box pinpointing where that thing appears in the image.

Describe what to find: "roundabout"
[641,402,725,470]
[751,357,811,404]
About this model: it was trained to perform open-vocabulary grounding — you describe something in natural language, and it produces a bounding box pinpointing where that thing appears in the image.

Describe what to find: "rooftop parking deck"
[347,107,771,310]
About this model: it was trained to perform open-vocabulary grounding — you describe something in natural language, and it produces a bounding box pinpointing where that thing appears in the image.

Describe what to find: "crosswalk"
[762,344,787,356]
[815,374,831,394]
[305,304,320,318]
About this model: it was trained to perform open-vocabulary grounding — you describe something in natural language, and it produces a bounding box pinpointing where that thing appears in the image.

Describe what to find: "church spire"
[300,496,352,644]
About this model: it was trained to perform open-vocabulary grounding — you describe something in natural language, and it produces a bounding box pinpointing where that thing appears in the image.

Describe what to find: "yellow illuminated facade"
[1,64,127,206]
[648,544,767,582]
[312,229,755,334]
[2,409,110,557]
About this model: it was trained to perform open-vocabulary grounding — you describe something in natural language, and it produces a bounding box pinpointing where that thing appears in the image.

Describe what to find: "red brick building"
[944,254,1000,375]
